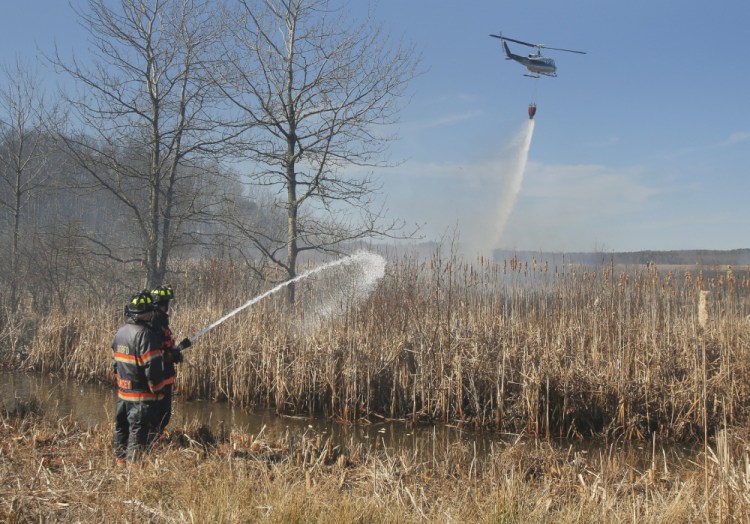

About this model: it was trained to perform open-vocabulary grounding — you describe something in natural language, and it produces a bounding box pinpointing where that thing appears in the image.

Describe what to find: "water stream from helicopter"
[492,118,535,248]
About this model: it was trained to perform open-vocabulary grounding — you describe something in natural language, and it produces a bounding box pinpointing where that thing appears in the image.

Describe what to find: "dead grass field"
[3,253,750,521]
[2,408,749,523]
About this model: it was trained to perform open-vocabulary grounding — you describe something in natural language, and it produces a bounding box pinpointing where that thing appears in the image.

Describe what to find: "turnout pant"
[114,399,158,464]
[155,384,173,434]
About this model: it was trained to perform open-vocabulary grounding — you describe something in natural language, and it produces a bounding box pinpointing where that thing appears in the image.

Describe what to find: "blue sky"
[2,1,749,254]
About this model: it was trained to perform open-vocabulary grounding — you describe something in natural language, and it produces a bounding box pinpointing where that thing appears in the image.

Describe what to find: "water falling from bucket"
[187,250,386,344]
[491,119,535,249]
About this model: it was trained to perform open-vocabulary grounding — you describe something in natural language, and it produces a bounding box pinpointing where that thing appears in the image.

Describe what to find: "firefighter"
[112,291,166,466]
[150,284,191,436]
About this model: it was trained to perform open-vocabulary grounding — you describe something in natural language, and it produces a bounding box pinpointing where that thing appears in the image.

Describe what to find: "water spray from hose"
[184,251,386,347]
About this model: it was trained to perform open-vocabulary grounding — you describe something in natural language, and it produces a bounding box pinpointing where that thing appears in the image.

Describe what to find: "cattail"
[698,290,710,329]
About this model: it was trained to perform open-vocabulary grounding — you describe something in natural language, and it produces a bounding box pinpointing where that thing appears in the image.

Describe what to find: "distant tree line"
[493,249,750,268]
[0,0,418,311]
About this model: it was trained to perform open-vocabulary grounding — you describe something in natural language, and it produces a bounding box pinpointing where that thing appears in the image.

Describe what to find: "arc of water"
[492,119,535,249]
[185,251,385,345]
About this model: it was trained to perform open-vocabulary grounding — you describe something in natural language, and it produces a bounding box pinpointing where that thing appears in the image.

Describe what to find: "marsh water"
[1,369,507,458]
[2,369,699,472]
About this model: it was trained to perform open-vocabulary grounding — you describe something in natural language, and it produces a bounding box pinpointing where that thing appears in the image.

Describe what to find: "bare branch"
[223,0,420,300]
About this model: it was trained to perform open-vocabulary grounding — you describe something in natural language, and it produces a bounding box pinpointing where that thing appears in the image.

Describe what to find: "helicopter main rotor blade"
[490,33,586,54]
[542,45,587,54]
[489,34,537,48]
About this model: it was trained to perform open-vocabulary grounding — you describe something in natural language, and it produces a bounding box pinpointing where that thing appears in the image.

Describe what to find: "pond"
[1,369,509,460]
[3,368,700,474]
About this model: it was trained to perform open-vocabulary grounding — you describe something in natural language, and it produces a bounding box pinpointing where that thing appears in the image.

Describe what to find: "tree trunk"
[286,163,298,305]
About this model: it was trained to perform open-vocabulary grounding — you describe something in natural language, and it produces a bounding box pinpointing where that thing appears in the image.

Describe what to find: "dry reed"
[7,252,750,442]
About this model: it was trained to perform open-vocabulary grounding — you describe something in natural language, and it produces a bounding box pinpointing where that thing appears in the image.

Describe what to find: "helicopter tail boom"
[502,41,517,61]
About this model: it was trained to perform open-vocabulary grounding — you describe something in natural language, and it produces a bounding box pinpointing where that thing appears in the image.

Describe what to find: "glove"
[177,338,192,351]
[171,349,184,364]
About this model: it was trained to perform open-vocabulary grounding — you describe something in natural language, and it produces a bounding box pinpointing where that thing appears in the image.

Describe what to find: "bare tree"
[223,0,419,301]
[0,60,56,307]
[52,0,239,287]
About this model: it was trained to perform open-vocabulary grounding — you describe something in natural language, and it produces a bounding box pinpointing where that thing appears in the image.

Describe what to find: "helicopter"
[489,33,586,78]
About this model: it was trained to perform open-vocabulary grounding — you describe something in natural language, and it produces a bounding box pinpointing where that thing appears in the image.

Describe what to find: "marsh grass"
[7,253,750,442]
[2,408,749,522]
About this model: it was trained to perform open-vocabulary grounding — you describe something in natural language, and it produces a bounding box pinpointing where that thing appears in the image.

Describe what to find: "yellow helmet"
[150,284,174,305]
[125,290,154,318]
